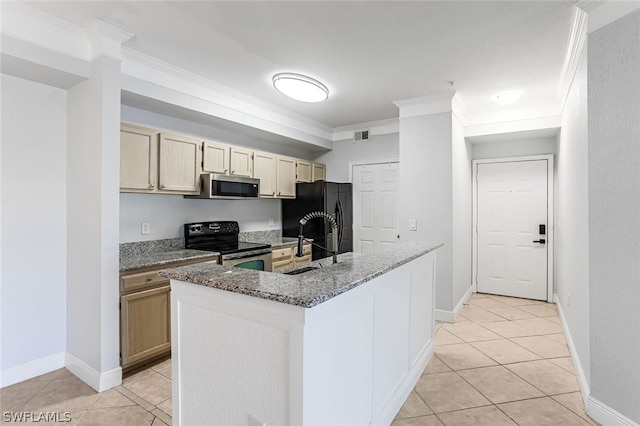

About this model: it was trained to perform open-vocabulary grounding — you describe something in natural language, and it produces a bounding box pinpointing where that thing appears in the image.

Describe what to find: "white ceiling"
[26,1,576,129]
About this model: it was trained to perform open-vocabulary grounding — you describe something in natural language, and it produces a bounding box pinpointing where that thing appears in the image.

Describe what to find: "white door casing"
[473,156,554,302]
[351,162,399,255]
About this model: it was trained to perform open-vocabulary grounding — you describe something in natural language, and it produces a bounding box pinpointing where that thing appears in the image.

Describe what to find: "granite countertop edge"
[119,249,220,273]
[160,241,443,308]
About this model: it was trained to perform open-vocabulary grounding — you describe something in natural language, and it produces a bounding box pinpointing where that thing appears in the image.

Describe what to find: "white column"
[395,93,471,321]
[66,21,132,392]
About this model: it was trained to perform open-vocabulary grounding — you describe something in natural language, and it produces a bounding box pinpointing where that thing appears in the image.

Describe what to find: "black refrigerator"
[282,181,353,260]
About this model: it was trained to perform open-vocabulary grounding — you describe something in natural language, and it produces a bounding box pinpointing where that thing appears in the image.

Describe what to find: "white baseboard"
[435,285,474,323]
[65,352,122,392]
[554,294,639,426]
[554,294,590,404]
[0,351,65,388]
[587,396,640,426]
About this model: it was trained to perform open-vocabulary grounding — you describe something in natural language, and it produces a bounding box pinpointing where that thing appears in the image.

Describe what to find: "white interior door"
[476,160,548,300]
[352,163,399,254]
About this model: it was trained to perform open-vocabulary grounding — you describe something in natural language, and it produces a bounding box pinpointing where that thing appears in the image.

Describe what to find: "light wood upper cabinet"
[296,160,312,183]
[120,124,158,192]
[253,151,277,198]
[229,147,253,177]
[312,162,326,182]
[202,141,229,174]
[276,155,296,198]
[158,133,201,194]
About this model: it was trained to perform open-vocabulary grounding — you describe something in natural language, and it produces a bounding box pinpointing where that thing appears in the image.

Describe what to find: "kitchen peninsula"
[161,241,441,425]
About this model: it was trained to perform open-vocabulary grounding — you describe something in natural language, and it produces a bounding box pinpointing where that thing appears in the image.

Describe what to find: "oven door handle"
[220,249,272,262]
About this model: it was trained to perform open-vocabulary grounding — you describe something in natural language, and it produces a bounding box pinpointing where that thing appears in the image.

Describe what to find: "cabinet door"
[202,141,229,174]
[276,156,296,198]
[121,285,171,368]
[312,162,326,182]
[229,147,253,177]
[120,124,158,192]
[253,151,277,197]
[296,160,312,183]
[158,133,201,194]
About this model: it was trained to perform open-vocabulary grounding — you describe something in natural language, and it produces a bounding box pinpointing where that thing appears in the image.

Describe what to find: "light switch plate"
[141,222,150,235]
[409,219,417,231]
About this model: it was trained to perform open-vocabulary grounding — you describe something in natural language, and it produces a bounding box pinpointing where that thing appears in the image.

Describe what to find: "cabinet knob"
[278,192,281,196]
[146,278,152,282]
[149,184,154,189]
[231,170,235,174]
[272,192,275,196]
[224,169,228,173]
[160,185,165,189]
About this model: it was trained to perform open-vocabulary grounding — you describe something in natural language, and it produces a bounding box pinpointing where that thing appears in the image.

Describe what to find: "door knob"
[533,239,546,244]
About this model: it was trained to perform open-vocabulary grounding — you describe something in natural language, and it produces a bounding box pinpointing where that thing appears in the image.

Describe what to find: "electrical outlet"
[409,219,417,231]
[141,222,150,235]
[269,217,274,226]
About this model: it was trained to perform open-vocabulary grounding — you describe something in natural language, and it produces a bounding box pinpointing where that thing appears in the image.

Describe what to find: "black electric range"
[184,221,272,270]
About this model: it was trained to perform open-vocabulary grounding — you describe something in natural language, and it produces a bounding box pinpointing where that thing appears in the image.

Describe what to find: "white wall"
[398,112,454,313]
[555,43,590,388]
[313,133,399,182]
[1,75,67,376]
[588,10,640,423]
[471,137,556,160]
[451,114,472,307]
[120,194,281,242]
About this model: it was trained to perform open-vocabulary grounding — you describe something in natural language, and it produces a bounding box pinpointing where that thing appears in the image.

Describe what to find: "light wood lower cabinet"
[120,257,217,370]
[271,242,311,272]
[120,285,171,368]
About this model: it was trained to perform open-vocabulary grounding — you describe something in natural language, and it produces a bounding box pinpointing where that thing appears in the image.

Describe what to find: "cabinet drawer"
[293,254,311,266]
[272,259,293,272]
[121,270,169,293]
[272,246,293,261]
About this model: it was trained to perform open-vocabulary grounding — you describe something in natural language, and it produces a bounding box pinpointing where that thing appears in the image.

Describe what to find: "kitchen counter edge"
[159,241,443,308]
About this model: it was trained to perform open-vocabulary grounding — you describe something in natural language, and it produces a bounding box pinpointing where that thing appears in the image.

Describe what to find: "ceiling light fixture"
[272,73,329,103]
[490,91,523,105]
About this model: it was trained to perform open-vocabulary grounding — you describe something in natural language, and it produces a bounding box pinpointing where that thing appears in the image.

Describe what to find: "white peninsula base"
[170,250,437,425]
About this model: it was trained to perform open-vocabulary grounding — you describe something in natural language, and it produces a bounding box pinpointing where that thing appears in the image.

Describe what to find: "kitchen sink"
[283,266,318,275]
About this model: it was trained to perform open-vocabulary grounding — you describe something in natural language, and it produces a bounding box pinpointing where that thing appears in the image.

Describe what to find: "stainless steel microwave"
[186,173,260,199]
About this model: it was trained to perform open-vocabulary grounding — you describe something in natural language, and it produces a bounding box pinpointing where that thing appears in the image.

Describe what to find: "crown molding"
[332,118,399,141]
[0,1,89,61]
[465,115,561,140]
[393,92,457,119]
[558,6,588,111]
[579,0,640,33]
[85,20,133,60]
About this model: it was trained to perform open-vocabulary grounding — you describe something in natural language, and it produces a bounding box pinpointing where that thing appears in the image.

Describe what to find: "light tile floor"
[393,293,599,426]
[1,293,598,425]
[0,357,172,425]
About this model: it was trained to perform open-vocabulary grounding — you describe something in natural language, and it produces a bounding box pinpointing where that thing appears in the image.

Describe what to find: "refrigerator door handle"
[337,200,344,249]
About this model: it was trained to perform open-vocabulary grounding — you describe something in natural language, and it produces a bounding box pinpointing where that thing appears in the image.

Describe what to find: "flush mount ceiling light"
[490,91,523,105]
[272,73,329,103]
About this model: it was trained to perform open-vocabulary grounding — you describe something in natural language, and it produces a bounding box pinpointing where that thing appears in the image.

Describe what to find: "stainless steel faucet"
[297,211,339,264]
